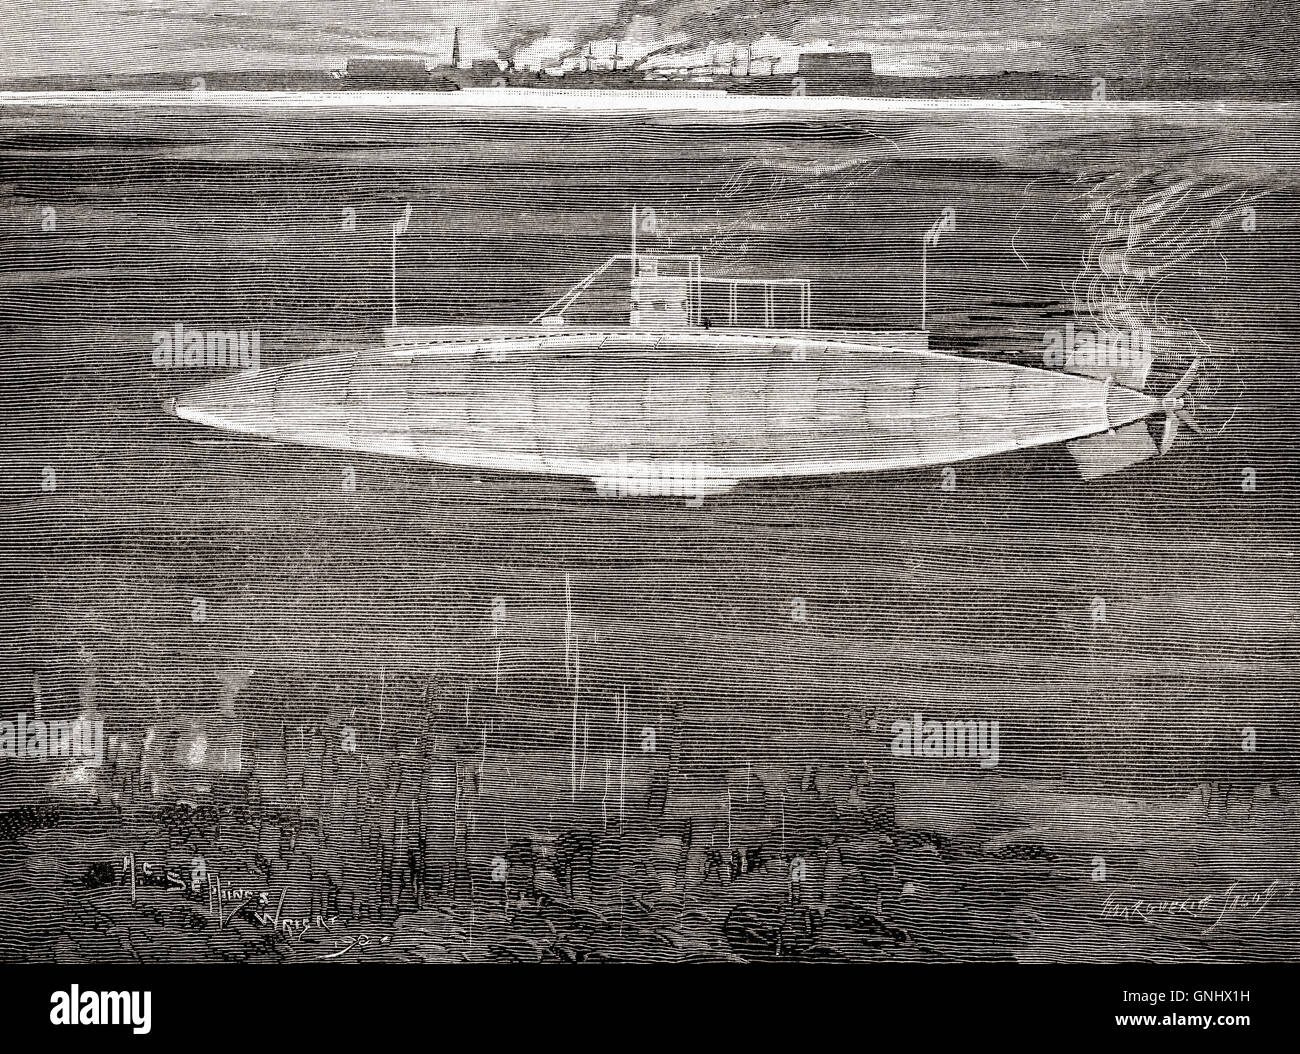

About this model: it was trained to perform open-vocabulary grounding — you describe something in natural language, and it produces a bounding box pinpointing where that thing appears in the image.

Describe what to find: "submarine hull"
[168,330,1159,490]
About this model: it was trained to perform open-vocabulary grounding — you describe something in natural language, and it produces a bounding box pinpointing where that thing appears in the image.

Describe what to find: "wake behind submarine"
[164,206,1207,498]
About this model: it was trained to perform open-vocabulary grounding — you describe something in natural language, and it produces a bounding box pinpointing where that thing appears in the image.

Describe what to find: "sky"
[0,0,1296,79]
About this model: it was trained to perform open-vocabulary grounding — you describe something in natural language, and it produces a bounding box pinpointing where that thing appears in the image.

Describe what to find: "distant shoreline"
[1,88,1296,113]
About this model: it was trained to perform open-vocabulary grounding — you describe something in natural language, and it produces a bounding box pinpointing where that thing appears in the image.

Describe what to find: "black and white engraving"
[1,3,1296,1000]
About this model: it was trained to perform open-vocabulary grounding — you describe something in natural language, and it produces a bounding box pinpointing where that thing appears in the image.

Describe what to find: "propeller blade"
[1160,412,1180,454]
[1167,358,1201,399]
[1177,409,1207,435]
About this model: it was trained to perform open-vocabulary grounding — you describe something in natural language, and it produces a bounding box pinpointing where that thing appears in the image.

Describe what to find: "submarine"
[164,207,1205,498]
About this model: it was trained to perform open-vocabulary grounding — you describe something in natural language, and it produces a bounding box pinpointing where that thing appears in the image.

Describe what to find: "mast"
[391,203,411,327]
[564,572,573,682]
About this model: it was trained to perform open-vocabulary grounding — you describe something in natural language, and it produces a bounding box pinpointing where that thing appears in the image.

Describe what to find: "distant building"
[798,51,874,77]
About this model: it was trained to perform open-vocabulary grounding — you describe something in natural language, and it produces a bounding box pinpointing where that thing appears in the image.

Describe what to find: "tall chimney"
[451,27,461,67]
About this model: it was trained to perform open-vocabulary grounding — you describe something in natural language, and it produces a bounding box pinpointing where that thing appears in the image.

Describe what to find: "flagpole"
[921,238,927,331]
[564,572,573,683]
[921,208,954,333]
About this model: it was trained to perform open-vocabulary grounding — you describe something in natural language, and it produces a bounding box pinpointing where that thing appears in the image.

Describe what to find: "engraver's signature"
[1100,878,1297,934]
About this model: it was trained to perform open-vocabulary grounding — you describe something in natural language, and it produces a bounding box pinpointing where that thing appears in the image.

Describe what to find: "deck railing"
[530,253,811,328]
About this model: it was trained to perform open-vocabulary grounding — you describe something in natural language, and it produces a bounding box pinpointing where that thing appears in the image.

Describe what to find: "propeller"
[1158,359,1205,454]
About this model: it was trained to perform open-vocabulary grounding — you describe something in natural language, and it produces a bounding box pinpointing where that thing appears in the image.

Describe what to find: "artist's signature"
[1100,878,1297,933]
